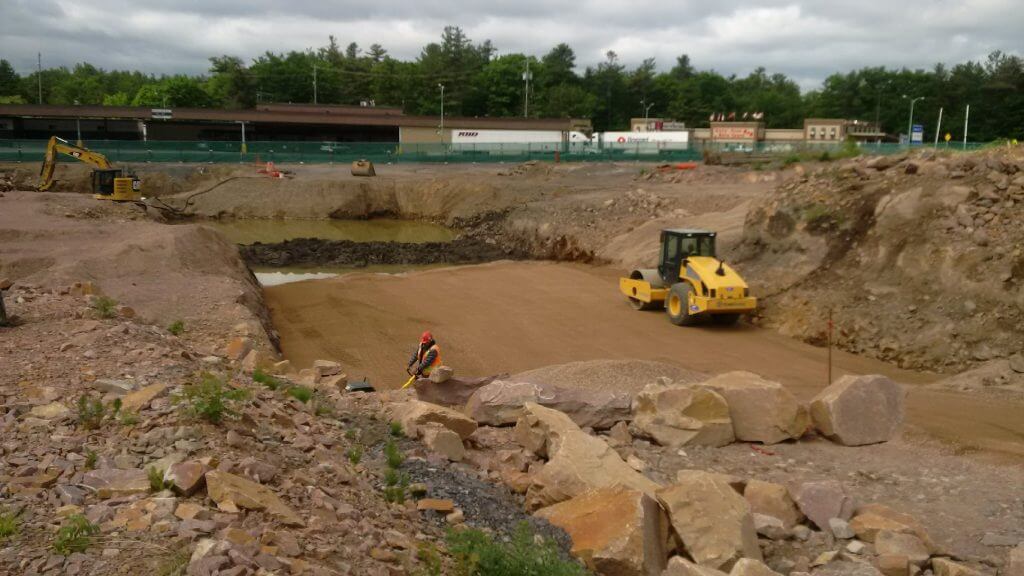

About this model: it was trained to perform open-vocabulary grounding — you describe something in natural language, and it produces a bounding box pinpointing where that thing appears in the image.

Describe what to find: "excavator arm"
[38,136,115,191]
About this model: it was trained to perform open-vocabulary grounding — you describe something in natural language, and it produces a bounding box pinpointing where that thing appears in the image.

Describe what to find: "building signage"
[712,126,757,140]
[151,108,173,120]
[660,121,686,131]
[911,124,924,144]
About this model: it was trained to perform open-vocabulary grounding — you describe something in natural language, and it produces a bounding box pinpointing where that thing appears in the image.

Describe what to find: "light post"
[74,99,82,146]
[903,95,924,145]
[643,101,655,127]
[438,83,445,144]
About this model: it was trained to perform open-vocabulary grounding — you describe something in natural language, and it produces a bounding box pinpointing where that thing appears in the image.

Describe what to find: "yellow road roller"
[619,229,756,326]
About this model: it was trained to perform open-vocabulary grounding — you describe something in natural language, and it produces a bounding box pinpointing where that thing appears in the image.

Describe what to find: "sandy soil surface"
[263,261,1024,462]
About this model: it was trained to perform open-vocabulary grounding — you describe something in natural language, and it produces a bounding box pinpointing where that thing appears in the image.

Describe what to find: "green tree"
[0,60,20,96]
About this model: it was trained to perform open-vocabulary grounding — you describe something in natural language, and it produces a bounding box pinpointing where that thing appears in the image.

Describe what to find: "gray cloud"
[0,0,1018,90]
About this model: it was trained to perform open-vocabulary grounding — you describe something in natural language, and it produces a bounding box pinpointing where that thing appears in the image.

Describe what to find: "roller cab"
[619,229,756,326]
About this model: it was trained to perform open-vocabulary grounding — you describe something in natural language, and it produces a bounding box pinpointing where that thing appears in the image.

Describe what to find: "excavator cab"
[91,169,141,202]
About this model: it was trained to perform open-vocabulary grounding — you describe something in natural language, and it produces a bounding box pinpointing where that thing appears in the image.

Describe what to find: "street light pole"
[903,95,924,145]
[438,83,445,143]
[644,102,655,126]
[74,99,82,147]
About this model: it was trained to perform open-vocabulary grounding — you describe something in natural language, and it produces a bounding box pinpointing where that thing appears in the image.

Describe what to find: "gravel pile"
[512,358,707,394]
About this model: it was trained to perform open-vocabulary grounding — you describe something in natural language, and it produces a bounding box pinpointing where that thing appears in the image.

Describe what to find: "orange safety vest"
[418,343,442,375]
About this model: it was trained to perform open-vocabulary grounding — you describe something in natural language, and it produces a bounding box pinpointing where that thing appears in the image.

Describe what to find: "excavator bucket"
[351,159,376,177]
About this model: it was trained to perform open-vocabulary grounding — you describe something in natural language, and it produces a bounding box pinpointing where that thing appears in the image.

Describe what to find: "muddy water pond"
[207,218,456,245]
[252,264,447,286]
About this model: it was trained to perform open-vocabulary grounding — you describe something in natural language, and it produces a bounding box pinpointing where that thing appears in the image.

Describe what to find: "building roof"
[0,104,590,131]
[663,228,715,236]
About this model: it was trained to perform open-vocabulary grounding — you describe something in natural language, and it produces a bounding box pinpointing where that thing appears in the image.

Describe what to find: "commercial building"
[0,103,591,144]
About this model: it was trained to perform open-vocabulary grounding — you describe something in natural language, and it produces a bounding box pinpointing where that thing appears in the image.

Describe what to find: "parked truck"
[450,130,591,154]
[593,131,690,152]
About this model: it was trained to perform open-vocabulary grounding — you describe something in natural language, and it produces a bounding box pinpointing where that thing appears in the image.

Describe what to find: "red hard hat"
[420,331,433,344]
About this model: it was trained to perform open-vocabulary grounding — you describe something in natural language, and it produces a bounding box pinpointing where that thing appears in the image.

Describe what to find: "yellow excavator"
[38,136,142,201]
[619,229,756,326]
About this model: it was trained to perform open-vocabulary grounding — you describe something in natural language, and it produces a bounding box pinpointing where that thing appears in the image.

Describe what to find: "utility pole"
[75,100,82,147]
[643,100,655,126]
[37,53,42,104]
[934,107,943,147]
[523,60,532,117]
[963,104,970,149]
[313,65,318,105]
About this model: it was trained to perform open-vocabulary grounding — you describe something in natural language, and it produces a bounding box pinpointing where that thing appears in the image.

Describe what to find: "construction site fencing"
[0,139,989,165]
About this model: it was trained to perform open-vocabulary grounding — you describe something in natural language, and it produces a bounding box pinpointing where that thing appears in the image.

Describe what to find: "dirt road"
[264,261,1024,460]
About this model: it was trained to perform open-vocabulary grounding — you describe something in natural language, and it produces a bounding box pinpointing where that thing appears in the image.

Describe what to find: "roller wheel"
[711,313,741,326]
[666,283,700,326]
[627,269,662,311]
[628,295,659,311]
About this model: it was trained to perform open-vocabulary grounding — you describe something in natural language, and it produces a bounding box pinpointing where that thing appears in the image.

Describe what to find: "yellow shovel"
[400,373,416,389]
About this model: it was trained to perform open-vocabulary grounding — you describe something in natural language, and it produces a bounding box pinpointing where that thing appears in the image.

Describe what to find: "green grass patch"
[389,421,404,437]
[252,368,283,391]
[447,522,588,576]
[384,439,403,469]
[0,510,19,541]
[53,515,99,555]
[286,385,313,403]
[347,445,363,465]
[174,372,248,424]
[84,450,98,470]
[148,467,172,492]
[91,296,118,319]
[76,394,106,430]
[167,320,185,336]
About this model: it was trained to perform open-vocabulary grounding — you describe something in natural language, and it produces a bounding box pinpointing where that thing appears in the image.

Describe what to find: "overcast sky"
[1,0,1018,90]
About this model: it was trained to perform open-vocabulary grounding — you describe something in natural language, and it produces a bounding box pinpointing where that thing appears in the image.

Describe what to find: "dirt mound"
[737,148,1024,374]
[0,191,273,349]
[240,236,529,268]
[511,359,707,394]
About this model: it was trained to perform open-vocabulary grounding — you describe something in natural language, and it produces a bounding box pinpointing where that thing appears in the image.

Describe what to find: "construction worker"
[407,331,442,378]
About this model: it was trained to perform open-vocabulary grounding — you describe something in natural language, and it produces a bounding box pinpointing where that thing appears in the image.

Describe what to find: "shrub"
[389,421,404,437]
[383,468,409,504]
[148,467,171,492]
[91,296,118,319]
[174,372,248,424]
[76,395,106,430]
[0,510,18,541]
[384,439,403,469]
[347,445,363,465]
[286,386,313,403]
[167,320,185,336]
[252,368,282,391]
[782,153,801,166]
[344,429,358,441]
[155,548,189,576]
[313,397,334,417]
[414,543,443,576]
[53,515,99,555]
[447,522,588,576]
[84,450,98,470]
[117,409,139,426]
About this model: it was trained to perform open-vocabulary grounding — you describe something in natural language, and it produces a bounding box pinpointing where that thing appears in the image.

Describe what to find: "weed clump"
[447,522,588,576]
[91,296,118,319]
[167,320,185,336]
[76,395,106,430]
[252,368,283,391]
[0,510,18,541]
[174,372,248,424]
[148,467,172,492]
[389,421,404,437]
[286,385,313,403]
[53,515,99,555]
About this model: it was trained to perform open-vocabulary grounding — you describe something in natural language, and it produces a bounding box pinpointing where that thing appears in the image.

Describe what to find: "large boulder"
[413,375,501,407]
[848,504,935,552]
[391,400,478,439]
[629,380,734,448]
[662,557,727,576]
[931,558,983,576]
[809,375,905,446]
[790,480,855,531]
[516,403,659,510]
[874,530,929,566]
[699,372,809,444]
[467,380,632,429]
[743,480,804,529]
[420,423,466,462]
[206,470,304,527]
[535,486,667,576]
[729,559,783,576]
[656,471,762,571]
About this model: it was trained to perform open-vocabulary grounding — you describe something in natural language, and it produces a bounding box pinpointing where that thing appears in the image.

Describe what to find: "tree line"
[0,26,1021,140]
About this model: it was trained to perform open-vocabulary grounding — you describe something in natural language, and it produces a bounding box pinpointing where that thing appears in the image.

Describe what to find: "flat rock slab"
[205,470,304,527]
[82,468,150,499]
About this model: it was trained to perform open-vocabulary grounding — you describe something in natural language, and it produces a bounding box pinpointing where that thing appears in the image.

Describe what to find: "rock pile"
[739,148,1024,373]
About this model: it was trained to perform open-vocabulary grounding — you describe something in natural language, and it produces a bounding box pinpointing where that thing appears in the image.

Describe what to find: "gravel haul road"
[264,261,1024,461]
